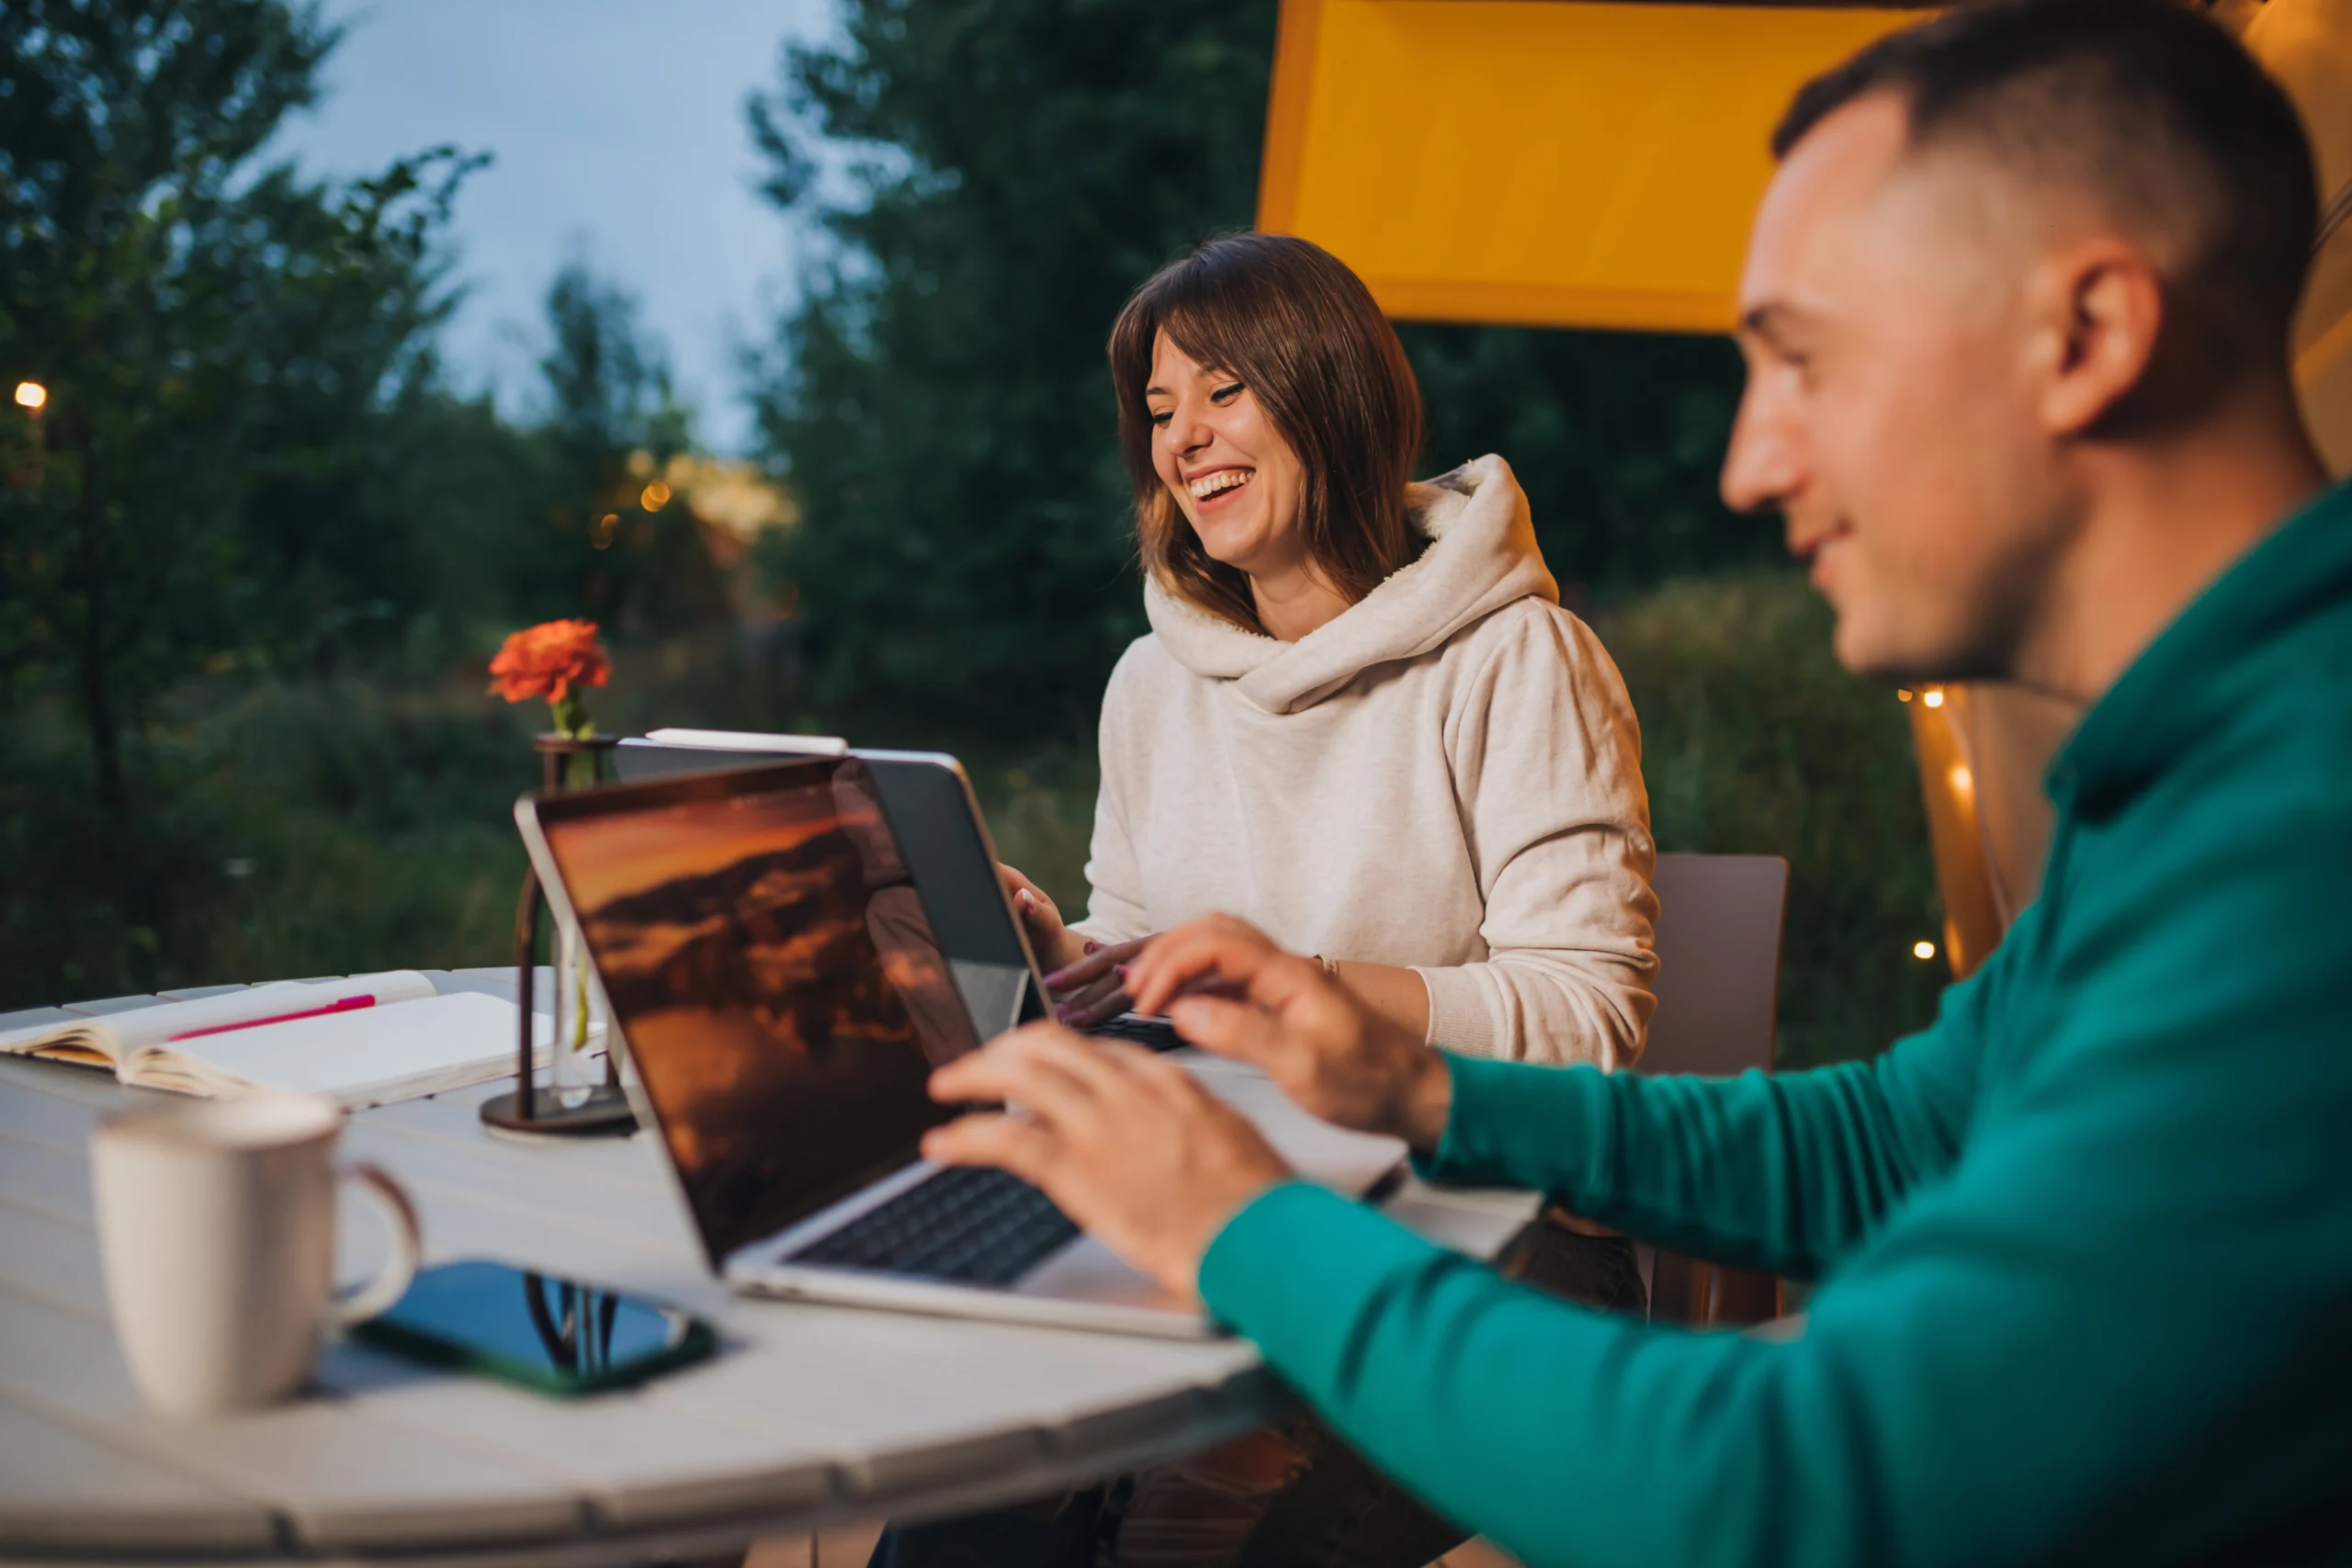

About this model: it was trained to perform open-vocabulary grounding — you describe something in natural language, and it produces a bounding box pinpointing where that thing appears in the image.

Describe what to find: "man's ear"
[2030,239,2165,437]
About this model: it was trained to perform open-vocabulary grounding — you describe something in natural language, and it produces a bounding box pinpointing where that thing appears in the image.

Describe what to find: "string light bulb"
[14,381,46,412]
[1922,689,1946,709]
[1914,940,1938,961]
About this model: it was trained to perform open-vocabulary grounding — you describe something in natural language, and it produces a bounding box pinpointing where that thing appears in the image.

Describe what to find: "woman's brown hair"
[1107,233,1426,633]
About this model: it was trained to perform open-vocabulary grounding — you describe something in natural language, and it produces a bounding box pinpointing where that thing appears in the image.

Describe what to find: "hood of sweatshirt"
[1142,454,1559,716]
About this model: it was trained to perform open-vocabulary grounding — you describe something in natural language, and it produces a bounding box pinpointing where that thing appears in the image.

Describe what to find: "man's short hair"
[1774,0,2319,377]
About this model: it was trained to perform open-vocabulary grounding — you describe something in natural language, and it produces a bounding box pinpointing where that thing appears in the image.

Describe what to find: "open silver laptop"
[517,755,1405,1338]
[614,733,1183,1054]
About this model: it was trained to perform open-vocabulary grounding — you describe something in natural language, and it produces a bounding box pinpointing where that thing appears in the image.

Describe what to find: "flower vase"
[548,915,602,1110]
[481,732,629,1137]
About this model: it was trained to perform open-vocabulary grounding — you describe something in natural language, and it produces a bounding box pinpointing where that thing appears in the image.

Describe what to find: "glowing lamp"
[1914,941,1938,961]
[14,381,46,412]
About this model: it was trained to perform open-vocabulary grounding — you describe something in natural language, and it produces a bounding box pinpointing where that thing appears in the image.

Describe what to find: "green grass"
[4,575,1948,1069]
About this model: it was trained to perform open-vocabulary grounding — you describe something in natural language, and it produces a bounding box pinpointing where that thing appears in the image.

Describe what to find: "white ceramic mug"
[90,1091,421,1418]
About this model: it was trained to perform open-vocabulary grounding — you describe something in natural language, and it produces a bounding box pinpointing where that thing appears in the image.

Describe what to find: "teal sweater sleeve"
[1198,862,2352,1567]
[1415,937,2000,1277]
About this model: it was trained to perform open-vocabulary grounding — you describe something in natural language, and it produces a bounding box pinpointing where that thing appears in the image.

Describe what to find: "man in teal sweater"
[928,2,2351,1562]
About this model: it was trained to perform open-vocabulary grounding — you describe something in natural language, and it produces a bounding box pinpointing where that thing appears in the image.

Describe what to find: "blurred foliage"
[517,263,732,636]
[1597,574,1947,1067]
[0,0,729,1002]
[0,0,483,812]
[0,679,534,1003]
[1402,325,1779,596]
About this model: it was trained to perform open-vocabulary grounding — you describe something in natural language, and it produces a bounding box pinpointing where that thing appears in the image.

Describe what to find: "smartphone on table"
[351,1258,718,1396]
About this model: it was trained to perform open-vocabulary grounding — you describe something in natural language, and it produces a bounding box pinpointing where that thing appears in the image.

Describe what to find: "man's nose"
[1719,389,1803,516]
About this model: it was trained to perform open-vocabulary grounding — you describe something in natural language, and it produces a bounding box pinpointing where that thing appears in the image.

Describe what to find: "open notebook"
[0,972,581,1108]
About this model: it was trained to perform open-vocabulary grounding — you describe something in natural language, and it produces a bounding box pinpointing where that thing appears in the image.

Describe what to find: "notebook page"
[105,971,437,1051]
[0,980,324,1064]
[126,991,560,1106]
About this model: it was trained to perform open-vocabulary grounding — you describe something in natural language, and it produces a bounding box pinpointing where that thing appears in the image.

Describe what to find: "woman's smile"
[1147,333,1312,597]
[1186,466,1255,506]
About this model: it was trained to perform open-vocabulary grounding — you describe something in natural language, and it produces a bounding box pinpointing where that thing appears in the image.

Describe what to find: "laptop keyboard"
[789,1165,1080,1288]
[1087,1013,1185,1052]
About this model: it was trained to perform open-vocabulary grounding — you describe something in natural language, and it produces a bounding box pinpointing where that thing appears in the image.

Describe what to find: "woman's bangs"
[1154,288,1250,385]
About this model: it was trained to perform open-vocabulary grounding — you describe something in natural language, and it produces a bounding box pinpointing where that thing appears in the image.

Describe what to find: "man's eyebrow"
[1736,301,1818,351]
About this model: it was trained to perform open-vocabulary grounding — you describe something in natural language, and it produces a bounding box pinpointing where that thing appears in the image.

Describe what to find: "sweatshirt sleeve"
[1413,605,1658,1066]
[1070,645,1151,946]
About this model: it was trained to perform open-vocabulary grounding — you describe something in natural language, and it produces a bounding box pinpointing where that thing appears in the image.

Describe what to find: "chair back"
[1639,852,1790,1078]
[1634,852,1790,1326]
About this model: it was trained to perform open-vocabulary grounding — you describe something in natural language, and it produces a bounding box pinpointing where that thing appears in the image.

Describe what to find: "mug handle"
[332,1162,422,1326]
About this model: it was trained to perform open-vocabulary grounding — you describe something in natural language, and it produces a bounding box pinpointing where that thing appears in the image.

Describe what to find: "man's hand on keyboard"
[923,1023,1291,1299]
[1124,915,1455,1154]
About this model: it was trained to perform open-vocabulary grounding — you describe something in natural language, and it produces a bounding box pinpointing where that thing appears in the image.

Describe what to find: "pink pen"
[166,994,376,1043]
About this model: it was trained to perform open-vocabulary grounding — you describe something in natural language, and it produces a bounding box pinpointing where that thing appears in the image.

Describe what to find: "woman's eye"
[1149,410,1171,428]
[1211,382,1245,404]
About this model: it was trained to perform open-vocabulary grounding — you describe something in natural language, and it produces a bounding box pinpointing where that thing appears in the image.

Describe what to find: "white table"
[0,974,1537,1565]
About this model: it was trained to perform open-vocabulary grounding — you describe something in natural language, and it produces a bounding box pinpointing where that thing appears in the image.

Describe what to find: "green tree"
[508,260,719,636]
[1401,323,1773,599]
[0,0,477,819]
[746,0,1281,734]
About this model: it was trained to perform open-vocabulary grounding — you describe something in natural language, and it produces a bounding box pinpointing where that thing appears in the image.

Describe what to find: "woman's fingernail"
[1083,940,1102,955]
[1055,1004,1078,1025]
[1044,967,1069,987]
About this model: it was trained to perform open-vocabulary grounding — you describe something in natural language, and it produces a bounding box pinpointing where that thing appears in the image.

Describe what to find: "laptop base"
[725,1246,1219,1340]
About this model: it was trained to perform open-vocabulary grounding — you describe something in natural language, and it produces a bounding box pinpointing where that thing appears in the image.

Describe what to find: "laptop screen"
[533,759,982,1265]
[615,741,1051,1039]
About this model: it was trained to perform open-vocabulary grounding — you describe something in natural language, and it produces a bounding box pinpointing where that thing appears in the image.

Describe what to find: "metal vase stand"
[480,734,637,1137]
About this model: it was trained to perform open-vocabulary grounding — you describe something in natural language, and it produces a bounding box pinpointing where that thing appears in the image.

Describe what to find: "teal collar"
[2049,479,2352,819]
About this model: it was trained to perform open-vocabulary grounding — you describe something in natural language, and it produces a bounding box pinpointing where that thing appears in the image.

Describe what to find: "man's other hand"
[1124,915,1455,1153]
[923,1024,1293,1299]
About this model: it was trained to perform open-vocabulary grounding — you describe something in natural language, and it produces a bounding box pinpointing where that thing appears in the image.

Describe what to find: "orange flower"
[488,619,610,706]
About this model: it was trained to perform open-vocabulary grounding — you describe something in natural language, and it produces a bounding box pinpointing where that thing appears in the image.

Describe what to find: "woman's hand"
[997,863,1153,1027]
[997,863,1091,973]
[1125,915,1455,1153]
[1040,938,1149,1028]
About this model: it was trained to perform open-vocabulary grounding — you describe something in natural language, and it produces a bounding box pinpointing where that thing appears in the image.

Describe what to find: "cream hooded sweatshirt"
[1071,455,1658,1067]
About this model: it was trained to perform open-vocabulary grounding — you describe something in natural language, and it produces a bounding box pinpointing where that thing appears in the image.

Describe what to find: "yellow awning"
[1257,0,1927,333]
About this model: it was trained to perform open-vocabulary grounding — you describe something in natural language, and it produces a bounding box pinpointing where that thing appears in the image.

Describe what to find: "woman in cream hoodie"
[891,235,1661,1568]
[1008,233,1658,1073]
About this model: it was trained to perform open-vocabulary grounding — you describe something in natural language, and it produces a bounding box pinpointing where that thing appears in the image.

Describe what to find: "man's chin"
[1831,617,2011,689]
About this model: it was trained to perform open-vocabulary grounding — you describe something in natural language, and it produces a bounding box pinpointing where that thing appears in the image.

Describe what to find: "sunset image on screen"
[543,762,978,1259]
